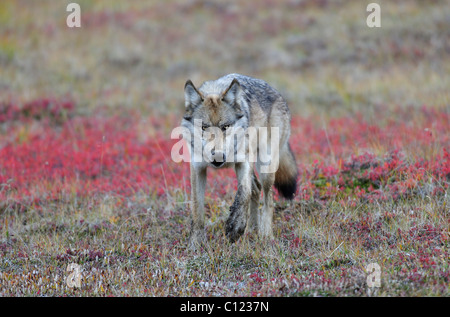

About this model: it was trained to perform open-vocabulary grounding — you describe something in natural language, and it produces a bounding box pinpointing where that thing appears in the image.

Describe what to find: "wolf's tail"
[274,143,298,200]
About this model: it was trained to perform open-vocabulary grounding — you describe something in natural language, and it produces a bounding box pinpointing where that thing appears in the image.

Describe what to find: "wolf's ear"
[221,78,241,104]
[184,80,204,108]
[221,79,244,117]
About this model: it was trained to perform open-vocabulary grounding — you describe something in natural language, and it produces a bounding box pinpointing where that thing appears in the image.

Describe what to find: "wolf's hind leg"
[246,171,261,234]
[258,171,275,239]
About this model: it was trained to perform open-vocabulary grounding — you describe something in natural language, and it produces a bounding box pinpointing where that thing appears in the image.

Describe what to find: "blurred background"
[0,0,449,119]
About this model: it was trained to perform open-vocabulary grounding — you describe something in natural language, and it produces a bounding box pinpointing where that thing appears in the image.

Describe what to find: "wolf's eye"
[202,125,208,131]
[221,125,230,131]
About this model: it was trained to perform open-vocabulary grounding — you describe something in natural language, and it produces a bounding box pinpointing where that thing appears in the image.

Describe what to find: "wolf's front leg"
[189,165,207,249]
[226,162,252,243]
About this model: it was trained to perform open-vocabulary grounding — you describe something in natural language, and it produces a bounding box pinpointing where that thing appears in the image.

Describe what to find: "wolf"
[181,73,298,247]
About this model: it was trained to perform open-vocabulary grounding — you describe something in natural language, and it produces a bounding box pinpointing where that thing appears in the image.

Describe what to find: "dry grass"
[0,0,449,297]
[1,190,448,296]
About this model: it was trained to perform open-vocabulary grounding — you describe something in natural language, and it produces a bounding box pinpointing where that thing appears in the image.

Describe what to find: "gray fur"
[182,73,298,249]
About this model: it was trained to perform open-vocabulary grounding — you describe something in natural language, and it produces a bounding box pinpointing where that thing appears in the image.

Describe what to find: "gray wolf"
[181,73,298,247]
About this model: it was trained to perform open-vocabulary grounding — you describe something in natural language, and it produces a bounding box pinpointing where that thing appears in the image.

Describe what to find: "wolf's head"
[182,78,249,168]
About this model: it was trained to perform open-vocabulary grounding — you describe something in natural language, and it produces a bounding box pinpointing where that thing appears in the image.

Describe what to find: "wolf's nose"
[211,151,225,167]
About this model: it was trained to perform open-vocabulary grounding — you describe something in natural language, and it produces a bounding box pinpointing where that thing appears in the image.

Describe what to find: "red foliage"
[0,98,74,124]
[0,99,448,205]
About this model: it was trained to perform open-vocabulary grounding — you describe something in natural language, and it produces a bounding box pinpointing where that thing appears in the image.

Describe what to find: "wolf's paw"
[257,227,274,241]
[256,216,274,240]
[225,213,246,243]
[188,229,206,251]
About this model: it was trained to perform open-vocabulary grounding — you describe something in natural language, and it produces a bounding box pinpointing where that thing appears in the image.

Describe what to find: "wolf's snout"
[211,150,226,167]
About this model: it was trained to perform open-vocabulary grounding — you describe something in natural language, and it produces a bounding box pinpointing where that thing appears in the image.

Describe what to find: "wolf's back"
[201,74,298,199]
[224,74,297,199]
[218,74,286,114]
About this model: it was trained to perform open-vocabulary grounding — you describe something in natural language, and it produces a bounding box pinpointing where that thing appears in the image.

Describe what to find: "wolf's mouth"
[210,160,225,168]
[209,151,226,168]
